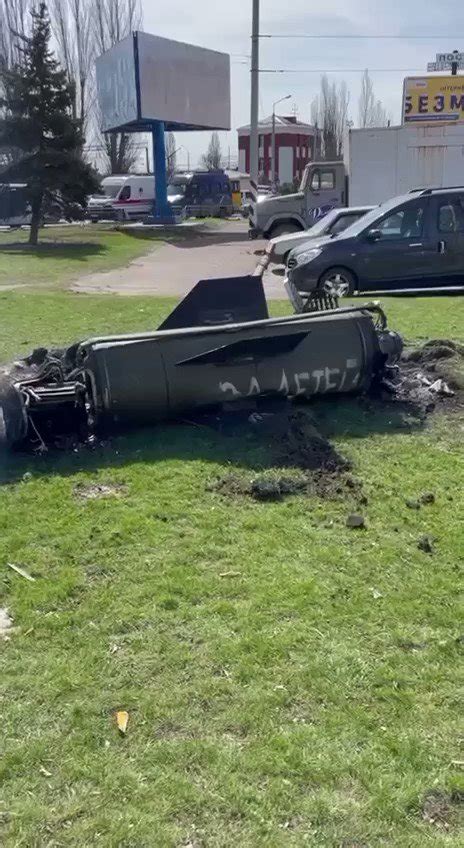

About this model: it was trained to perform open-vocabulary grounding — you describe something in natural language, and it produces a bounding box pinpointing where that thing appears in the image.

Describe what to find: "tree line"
[199,70,389,174]
[311,69,389,160]
[0,0,143,173]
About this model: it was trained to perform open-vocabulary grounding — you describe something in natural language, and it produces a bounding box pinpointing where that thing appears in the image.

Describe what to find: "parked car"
[286,187,464,296]
[269,206,373,264]
[0,184,85,226]
[167,170,233,217]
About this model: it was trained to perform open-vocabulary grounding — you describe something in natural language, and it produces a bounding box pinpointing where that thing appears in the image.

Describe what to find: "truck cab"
[249,161,346,239]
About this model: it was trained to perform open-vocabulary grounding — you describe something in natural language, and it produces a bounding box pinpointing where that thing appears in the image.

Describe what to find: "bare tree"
[0,0,31,68]
[1,0,143,173]
[201,132,222,170]
[358,69,389,128]
[311,75,350,160]
[93,0,142,174]
[0,0,32,165]
[0,0,30,67]
[50,0,94,127]
[165,131,176,180]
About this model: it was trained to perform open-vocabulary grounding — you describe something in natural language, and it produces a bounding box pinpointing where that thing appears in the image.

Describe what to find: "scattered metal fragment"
[429,379,455,397]
[115,710,129,735]
[346,514,366,529]
[6,562,35,581]
[0,608,14,637]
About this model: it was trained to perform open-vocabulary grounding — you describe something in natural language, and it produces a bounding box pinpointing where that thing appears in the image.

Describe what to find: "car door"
[356,198,435,291]
[427,194,464,286]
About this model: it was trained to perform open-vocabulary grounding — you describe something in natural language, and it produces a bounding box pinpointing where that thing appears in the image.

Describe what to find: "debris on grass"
[0,607,14,638]
[39,766,52,778]
[209,469,361,503]
[418,535,435,554]
[74,482,127,500]
[397,640,428,651]
[406,498,421,510]
[420,491,435,505]
[346,514,366,529]
[421,788,464,829]
[401,339,464,399]
[6,561,35,581]
[115,710,129,735]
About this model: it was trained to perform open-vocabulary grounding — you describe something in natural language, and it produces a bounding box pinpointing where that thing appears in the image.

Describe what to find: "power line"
[259,34,460,39]
[260,68,438,74]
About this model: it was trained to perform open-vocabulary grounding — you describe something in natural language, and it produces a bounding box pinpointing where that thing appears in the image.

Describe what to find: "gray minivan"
[287,187,464,296]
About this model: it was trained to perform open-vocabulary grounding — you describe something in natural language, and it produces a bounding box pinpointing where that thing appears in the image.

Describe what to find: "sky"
[141,0,464,169]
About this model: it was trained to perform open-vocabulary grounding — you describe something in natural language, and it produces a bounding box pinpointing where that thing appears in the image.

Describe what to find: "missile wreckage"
[0,275,403,451]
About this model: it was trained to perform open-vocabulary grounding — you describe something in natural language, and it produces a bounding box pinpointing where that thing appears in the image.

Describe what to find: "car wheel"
[319,267,356,297]
[268,222,302,239]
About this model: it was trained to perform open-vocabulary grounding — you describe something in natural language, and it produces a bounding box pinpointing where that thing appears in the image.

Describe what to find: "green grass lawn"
[0,224,183,289]
[1,292,463,847]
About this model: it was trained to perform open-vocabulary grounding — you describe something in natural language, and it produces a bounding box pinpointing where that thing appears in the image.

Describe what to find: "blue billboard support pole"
[151,121,174,222]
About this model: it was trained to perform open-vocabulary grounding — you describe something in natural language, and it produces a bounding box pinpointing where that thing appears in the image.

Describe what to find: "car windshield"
[167,181,187,197]
[102,181,125,198]
[307,210,340,236]
[336,195,411,239]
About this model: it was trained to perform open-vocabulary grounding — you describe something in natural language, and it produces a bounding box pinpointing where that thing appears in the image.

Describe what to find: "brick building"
[237,115,320,185]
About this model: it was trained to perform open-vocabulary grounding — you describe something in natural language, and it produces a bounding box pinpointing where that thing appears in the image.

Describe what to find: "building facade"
[237,115,320,185]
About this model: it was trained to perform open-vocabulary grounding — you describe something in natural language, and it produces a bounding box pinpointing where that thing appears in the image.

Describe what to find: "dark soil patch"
[208,408,362,502]
[209,468,362,504]
[417,534,435,554]
[277,409,351,473]
[421,788,464,830]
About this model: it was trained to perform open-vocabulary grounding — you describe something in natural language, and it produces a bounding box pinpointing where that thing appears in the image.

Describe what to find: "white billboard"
[96,32,230,133]
[137,33,230,130]
[96,35,138,133]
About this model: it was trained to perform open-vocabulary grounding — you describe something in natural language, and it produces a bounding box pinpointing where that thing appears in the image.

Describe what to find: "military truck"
[250,123,464,239]
[249,161,346,240]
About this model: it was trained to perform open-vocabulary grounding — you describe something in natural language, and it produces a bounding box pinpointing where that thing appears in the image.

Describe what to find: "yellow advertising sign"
[403,76,464,124]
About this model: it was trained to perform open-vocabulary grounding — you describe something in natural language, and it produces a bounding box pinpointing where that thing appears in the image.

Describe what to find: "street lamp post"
[179,145,191,171]
[272,94,292,190]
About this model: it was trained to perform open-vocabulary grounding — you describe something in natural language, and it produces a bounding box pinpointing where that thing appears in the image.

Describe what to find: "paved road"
[72,221,286,300]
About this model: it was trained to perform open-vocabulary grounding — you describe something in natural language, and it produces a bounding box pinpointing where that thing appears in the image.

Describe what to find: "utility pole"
[250,0,260,186]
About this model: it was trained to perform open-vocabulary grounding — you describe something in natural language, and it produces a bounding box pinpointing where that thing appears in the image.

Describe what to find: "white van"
[87,175,130,222]
[111,175,155,221]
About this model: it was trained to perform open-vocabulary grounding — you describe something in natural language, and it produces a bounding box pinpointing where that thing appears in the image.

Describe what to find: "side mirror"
[367,228,382,242]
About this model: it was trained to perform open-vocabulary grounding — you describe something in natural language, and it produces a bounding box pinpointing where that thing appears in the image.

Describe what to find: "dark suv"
[286,187,464,296]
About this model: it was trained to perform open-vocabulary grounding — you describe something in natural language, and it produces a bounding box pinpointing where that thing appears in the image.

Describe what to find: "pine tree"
[0,2,99,245]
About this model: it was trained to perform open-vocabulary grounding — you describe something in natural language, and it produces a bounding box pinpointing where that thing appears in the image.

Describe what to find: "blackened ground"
[207,407,363,502]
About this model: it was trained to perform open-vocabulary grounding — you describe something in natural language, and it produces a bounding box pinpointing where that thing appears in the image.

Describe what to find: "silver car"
[268,206,374,264]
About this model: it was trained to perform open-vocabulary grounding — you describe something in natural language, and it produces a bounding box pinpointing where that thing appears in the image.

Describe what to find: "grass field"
[1,291,463,847]
[0,224,183,289]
